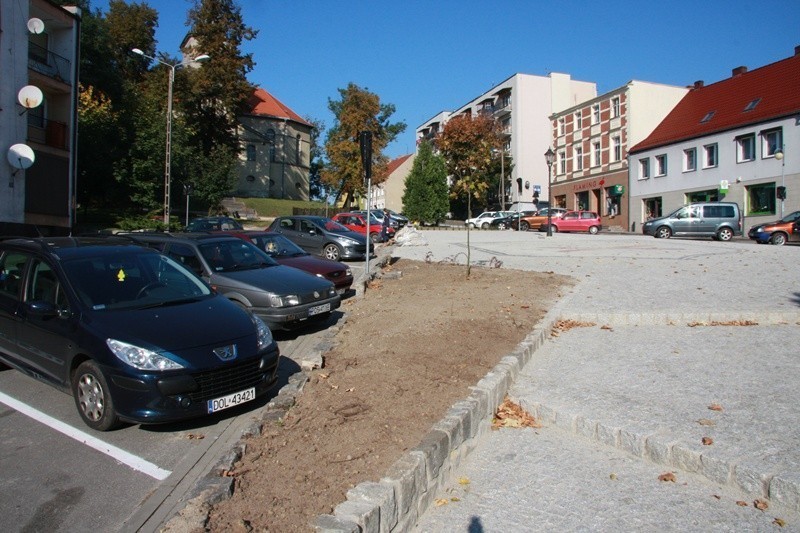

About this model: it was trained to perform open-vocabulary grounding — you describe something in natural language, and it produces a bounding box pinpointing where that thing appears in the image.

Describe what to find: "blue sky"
[96,0,800,159]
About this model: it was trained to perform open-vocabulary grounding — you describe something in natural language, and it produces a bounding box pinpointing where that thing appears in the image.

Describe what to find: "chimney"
[795,45,800,56]
[732,66,748,77]
[693,80,704,89]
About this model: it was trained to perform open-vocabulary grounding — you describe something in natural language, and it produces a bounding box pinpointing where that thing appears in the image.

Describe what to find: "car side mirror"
[27,300,67,319]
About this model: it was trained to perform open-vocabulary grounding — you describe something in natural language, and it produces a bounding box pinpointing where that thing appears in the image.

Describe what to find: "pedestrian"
[381,208,390,242]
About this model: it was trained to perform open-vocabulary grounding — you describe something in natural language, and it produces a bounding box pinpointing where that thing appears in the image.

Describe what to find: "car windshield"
[780,211,800,223]
[250,234,307,258]
[319,219,351,233]
[62,252,211,311]
[198,240,277,272]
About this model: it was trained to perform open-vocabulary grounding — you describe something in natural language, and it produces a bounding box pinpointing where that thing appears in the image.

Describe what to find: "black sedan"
[490,210,538,230]
[0,237,279,430]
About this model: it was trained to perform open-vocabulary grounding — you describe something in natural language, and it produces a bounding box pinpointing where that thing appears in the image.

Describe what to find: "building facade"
[550,81,688,231]
[236,88,312,201]
[372,154,413,212]
[1,0,80,235]
[628,47,800,230]
[416,73,597,208]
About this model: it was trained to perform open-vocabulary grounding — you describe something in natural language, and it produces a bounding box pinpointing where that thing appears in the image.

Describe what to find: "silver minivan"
[642,202,742,241]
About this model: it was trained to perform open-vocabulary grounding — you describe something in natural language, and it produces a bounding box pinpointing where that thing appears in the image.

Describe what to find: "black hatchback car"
[0,237,279,431]
[267,216,368,261]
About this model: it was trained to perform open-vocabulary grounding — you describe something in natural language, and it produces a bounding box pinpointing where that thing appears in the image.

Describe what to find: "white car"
[465,211,513,229]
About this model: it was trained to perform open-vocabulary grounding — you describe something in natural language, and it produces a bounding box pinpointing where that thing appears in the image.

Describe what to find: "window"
[639,158,650,179]
[655,154,667,176]
[0,251,28,300]
[611,97,620,118]
[747,183,776,215]
[558,150,566,174]
[743,98,761,112]
[558,117,565,136]
[246,144,256,161]
[612,136,621,162]
[700,111,715,123]
[703,144,718,168]
[683,148,697,172]
[575,111,582,129]
[592,104,600,124]
[592,141,601,167]
[574,146,584,171]
[605,188,621,216]
[736,134,755,162]
[761,128,783,158]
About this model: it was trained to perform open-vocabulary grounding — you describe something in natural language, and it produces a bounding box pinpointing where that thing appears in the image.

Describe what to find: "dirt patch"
[205,258,574,531]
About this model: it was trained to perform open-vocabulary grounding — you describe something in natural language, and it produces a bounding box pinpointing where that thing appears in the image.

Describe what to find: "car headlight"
[107,339,184,371]
[328,286,336,297]
[752,226,764,232]
[250,314,273,351]
[269,294,300,307]
[342,238,360,245]
[345,268,352,276]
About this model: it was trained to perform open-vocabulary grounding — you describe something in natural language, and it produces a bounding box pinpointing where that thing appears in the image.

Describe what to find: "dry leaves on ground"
[492,396,542,429]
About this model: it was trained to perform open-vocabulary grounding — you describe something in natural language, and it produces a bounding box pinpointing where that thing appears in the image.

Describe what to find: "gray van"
[642,202,742,241]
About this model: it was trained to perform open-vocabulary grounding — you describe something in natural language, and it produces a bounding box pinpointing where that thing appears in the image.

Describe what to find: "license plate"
[207,387,255,413]
[308,303,331,316]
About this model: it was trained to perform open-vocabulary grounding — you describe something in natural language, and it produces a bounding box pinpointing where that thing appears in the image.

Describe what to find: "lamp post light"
[544,147,555,237]
[131,48,210,226]
[775,146,786,217]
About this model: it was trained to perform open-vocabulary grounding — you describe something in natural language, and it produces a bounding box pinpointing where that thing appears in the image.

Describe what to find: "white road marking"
[0,391,171,480]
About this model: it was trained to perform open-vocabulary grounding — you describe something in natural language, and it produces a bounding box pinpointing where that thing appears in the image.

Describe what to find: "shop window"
[746,183,776,216]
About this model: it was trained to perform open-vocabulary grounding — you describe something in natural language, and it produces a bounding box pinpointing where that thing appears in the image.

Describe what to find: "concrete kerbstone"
[412,429,451,482]
[733,461,771,498]
[381,453,426,518]
[312,514,360,533]
[770,471,800,512]
[333,500,379,533]
[644,434,676,466]
[346,482,398,532]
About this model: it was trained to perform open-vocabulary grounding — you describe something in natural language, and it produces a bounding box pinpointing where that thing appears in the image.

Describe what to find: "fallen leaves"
[701,436,714,445]
[492,397,541,429]
[708,403,724,412]
[754,498,769,510]
[687,320,758,327]
[551,319,597,336]
[696,418,716,426]
[658,472,677,482]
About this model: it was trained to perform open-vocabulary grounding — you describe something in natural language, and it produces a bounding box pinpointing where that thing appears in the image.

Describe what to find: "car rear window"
[703,205,735,218]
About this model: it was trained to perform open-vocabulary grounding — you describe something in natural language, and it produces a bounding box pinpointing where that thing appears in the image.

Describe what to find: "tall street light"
[132,48,210,225]
[775,145,786,217]
[544,147,555,237]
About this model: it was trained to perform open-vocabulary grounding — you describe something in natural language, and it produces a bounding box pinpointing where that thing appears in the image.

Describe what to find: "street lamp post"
[544,147,555,237]
[131,48,210,226]
[775,146,786,217]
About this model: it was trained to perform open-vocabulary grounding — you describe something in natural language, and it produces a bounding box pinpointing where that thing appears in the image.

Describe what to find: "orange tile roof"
[386,154,413,176]
[246,88,312,127]
[630,49,800,153]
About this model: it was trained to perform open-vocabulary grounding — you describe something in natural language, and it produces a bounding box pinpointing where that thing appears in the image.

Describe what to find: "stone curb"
[311,275,578,532]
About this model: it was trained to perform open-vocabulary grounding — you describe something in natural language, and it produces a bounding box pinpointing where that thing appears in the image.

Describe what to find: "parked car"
[385,209,409,228]
[642,202,742,241]
[514,208,568,231]
[0,236,280,430]
[490,210,538,230]
[465,211,513,229]
[748,211,800,245]
[332,212,395,243]
[351,209,400,230]
[266,216,368,261]
[185,216,244,232]
[547,211,602,234]
[221,230,353,293]
[123,233,340,330]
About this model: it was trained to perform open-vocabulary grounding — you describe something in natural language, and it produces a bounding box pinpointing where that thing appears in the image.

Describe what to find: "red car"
[332,212,395,243]
[547,211,602,234]
[220,230,353,294]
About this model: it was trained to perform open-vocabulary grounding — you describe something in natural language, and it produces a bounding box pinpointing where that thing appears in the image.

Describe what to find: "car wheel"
[369,232,381,244]
[467,223,475,229]
[656,226,672,239]
[323,243,342,261]
[588,225,599,235]
[549,225,559,233]
[716,227,734,241]
[481,222,490,230]
[770,232,787,246]
[72,360,120,431]
[520,221,530,231]
[498,222,507,230]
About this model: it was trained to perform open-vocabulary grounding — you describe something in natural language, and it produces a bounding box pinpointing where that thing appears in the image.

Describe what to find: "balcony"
[28,42,71,85]
[493,101,512,117]
[27,117,69,151]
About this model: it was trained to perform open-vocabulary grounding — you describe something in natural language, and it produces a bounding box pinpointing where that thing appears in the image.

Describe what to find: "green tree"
[401,140,448,225]
[323,83,406,207]
[305,116,327,201]
[435,114,504,276]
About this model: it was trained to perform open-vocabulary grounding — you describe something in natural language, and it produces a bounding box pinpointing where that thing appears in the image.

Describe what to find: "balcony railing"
[28,42,71,84]
[27,117,69,150]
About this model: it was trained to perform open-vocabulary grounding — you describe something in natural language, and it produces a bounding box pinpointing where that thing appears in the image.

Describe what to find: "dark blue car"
[0,237,279,431]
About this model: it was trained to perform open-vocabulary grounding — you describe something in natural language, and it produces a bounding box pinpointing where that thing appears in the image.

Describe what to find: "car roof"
[120,232,246,245]
[0,236,159,259]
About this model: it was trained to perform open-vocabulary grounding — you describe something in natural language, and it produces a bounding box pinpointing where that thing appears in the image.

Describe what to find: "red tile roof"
[630,50,800,153]
[246,88,312,127]
[387,154,413,176]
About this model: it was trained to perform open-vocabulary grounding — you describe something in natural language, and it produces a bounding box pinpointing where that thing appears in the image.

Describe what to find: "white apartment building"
[1,0,80,235]
[416,72,596,208]
[629,47,800,229]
